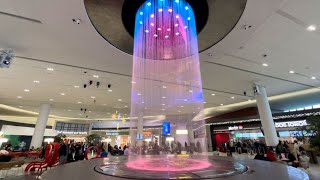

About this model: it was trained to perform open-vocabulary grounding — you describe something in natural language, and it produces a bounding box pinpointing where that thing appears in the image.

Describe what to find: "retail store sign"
[106,132,119,136]
[228,126,243,131]
[275,120,308,128]
[57,131,87,135]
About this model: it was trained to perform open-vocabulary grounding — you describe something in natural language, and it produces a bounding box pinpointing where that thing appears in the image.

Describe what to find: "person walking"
[59,139,69,165]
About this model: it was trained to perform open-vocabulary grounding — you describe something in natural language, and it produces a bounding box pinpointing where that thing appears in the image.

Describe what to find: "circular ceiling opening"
[84,0,247,55]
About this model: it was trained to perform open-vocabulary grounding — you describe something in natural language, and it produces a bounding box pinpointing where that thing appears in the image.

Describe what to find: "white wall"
[1,125,57,136]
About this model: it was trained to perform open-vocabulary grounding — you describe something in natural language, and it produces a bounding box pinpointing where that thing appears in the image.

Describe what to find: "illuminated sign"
[228,126,243,131]
[275,120,308,128]
[57,131,87,135]
[176,130,188,135]
[106,132,119,136]
[143,131,152,135]
[162,122,170,135]
[136,133,143,140]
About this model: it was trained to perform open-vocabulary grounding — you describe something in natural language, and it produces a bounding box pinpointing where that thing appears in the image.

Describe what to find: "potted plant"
[306,115,320,164]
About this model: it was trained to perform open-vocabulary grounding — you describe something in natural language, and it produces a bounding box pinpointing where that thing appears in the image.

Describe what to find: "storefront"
[55,122,90,142]
[208,110,318,150]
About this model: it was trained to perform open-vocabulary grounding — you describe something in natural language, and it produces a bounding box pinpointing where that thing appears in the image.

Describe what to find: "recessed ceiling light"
[74,85,80,88]
[262,63,268,67]
[220,104,224,106]
[49,99,54,101]
[118,99,122,101]
[17,96,22,99]
[91,96,95,99]
[131,81,136,84]
[184,99,188,102]
[178,110,181,113]
[89,111,92,113]
[311,77,316,80]
[203,102,206,104]
[168,8,173,12]
[24,89,30,92]
[108,89,113,92]
[189,90,193,93]
[33,80,40,83]
[60,93,65,96]
[162,96,166,99]
[137,93,142,96]
[180,106,184,108]
[124,106,128,108]
[197,107,201,110]
[307,25,316,31]
[102,104,107,106]
[161,109,165,111]
[162,104,166,106]
[162,86,167,89]
[142,102,145,104]
[289,70,295,74]
[231,97,235,99]
[248,99,252,102]
[19,106,23,108]
[77,101,82,104]
[68,110,72,111]
[211,93,215,96]
[46,68,54,71]
[93,75,99,78]
[79,114,82,116]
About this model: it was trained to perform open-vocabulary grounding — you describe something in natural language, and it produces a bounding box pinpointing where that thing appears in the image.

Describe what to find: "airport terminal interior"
[1,0,320,179]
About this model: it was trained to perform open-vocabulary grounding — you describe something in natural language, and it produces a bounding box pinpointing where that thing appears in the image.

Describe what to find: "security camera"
[108,84,111,88]
[89,80,93,85]
[243,91,247,96]
[84,84,87,88]
[243,25,252,30]
[0,49,14,68]
[72,18,81,24]
[96,82,100,88]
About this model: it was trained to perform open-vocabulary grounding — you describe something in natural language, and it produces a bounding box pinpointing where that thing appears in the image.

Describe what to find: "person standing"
[59,139,69,165]
[292,140,300,160]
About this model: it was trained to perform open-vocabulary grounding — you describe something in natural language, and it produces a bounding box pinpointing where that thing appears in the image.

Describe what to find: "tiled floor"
[2,153,320,180]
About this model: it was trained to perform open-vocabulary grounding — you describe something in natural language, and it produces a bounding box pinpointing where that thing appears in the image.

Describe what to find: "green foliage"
[4,135,20,147]
[306,115,320,152]
[54,133,66,143]
[85,134,101,145]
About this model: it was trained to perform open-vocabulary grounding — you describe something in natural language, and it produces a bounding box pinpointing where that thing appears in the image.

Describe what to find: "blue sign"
[136,133,143,140]
[162,122,170,135]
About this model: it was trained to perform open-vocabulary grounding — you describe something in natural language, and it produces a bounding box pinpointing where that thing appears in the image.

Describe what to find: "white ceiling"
[0,0,320,125]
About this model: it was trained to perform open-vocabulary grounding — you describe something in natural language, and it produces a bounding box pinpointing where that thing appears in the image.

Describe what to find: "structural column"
[254,84,278,146]
[30,104,51,148]
[136,112,144,146]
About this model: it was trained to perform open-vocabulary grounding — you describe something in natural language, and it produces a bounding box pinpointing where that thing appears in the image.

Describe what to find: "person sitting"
[299,151,310,169]
[124,147,130,156]
[29,146,35,151]
[0,149,11,162]
[266,148,277,162]
[100,149,108,157]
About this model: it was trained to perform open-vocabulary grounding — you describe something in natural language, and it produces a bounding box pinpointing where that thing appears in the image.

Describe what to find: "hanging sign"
[275,120,308,128]
[228,126,243,131]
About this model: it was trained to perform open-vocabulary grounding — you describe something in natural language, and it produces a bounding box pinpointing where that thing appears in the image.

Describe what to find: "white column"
[88,123,93,135]
[254,84,278,146]
[30,104,51,148]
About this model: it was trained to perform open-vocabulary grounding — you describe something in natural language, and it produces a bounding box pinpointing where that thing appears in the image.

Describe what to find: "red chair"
[24,143,60,174]
[84,146,101,160]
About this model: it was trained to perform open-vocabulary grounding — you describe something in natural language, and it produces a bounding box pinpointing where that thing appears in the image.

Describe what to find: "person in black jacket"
[59,140,68,165]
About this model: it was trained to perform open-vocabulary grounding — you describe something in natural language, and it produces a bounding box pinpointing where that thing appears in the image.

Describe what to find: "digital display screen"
[136,133,143,140]
[162,122,170,135]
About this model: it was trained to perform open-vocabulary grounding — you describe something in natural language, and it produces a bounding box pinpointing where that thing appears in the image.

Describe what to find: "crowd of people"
[222,139,310,170]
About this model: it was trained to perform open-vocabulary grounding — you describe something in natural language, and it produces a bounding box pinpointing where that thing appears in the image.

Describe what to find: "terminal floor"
[4,153,320,180]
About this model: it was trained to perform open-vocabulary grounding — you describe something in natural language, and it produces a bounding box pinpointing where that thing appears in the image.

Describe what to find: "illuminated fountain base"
[94,155,248,179]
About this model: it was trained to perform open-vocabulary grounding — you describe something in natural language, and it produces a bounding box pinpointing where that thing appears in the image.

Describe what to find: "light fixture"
[154,34,158,37]
[19,106,23,108]
[262,63,268,67]
[176,15,179,19]
[102,104,107,106]
[289,70,295,74]
[33,80,40,83]
[178,110,181,112]
[184,26,188,29]
[211,93,215,96]
[68,110,72,111]
[91,96,95,99]
[151,23,154,26]
[175,0,179,3]
[185,6,189,10]
[140,12,143,15]
[168,8,173,12]
[139,21,143,24]
[124,106,128,108]
[157,28,162,31]
[161,109,165,111]
[89,111,92,113]
[17,96,22,99]
[307,25,316,31]
[162,86,167,88]
[24,89,30,92]
[108,89,113,92]
[184,99,188,102]
[162,96,166,99]
[137,93,142,96]
[44,138,54,143]
[150,14,154,18]
[175,24,179,27]
[158,8,163,12]
[189,90,193,93]
[248,99,252,102]
[176,32,180,35]
[77,101,82,104]
[167,28,171,31]
[49,99,54,101]
[142,101,145,104]
[197,107,201,110]
[311,77,316,80]
[165,35,169,39]
[46,67,54,71]
[180,106,184,108]
[162,104,166,106]
[60,93,65,96]
[93,75,99,78]
[74,85,80,88]
[193,112,195,114]
[220,104,224,106]
[118,99,122,101]
[187,17,191,21]
[131,81,136,84]
[231,97,235,99]
[203,102,206,104]
[147,2,151,6]
[145,30,149,33]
